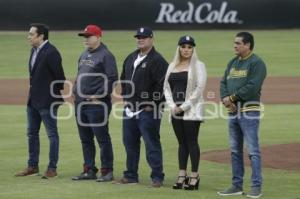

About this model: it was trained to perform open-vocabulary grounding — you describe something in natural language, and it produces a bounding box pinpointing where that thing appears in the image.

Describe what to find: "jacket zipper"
[131,66,137,81]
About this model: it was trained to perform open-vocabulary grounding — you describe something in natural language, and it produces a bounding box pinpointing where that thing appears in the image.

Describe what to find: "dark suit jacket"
[28,41,66,110]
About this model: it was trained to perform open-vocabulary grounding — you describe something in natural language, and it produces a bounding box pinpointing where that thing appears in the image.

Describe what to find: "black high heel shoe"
[172,176,189,189]
[184,175,199,190]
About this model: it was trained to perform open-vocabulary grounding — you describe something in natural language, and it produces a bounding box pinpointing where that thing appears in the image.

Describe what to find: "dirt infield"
[0,76,299,171]
[0,76,299,105]
[201,143,300,171]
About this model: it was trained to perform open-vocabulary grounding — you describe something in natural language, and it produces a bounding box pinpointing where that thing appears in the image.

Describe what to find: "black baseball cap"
[134,27,153,38]
[178,35,196,46]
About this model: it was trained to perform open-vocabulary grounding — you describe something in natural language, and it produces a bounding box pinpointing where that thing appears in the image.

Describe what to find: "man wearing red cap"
[72,25,118,182]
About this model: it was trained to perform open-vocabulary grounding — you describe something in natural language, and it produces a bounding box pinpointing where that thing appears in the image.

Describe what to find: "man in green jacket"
[217,32,267,199]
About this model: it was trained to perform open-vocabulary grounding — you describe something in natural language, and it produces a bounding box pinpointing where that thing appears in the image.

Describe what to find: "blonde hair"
[168,46,199,71]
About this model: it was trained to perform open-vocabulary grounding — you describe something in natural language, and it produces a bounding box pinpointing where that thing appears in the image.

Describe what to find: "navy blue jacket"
[28,42,66,109]
[120,47,168,111]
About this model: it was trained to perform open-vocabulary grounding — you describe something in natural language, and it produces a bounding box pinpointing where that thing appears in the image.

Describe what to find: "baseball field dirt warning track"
[0,77,300,105]
[0,76,299,171]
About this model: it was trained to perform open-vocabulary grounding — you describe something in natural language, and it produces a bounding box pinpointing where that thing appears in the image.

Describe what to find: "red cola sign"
[155,1,243,24]
[1,0,299,30]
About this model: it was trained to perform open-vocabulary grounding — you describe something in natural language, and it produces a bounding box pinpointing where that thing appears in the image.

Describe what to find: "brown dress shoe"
[15,166,39,177]
[41,169,57,179]
[151,181,163,188]
[112,178,138,185]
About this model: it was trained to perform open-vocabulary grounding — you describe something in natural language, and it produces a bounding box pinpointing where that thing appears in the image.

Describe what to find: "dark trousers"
[75,103,113,171]
[171,115,201,172]
[27,105,59,170]
[122,110,164,182]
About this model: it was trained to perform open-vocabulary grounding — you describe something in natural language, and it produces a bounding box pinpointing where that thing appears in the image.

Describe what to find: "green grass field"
[0,30,300,199]
[0,30,300,78]
[0,104,300,199]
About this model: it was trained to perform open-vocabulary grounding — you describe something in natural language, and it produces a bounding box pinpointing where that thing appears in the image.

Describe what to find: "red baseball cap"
[78,25,102,37]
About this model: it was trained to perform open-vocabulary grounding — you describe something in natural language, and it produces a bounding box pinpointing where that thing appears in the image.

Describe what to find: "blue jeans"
[75,103,113,171]
[122,110,164,182]
[27,105,59,170]
[228,111,262,188]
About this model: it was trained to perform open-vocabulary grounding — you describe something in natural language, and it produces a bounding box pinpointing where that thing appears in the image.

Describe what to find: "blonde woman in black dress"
[164,36,207,190]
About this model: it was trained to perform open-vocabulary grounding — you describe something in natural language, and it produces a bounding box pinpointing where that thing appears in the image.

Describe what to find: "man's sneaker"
[112,177,138,185]
[96,171,114,182]
[72,169,97,180]
[217,186,244,196]
[15,166,39,177]
[41,169,57,179]
[247,187,262,198]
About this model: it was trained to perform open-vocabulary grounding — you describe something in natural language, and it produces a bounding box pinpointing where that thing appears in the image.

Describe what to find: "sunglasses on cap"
[180,44,194,49]
[136,36,151,39]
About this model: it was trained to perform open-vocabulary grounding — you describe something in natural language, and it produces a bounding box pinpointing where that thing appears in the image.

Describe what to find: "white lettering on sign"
[155,1,243,24]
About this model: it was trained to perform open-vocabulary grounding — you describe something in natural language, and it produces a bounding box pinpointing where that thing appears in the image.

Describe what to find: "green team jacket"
[220,53,267,112]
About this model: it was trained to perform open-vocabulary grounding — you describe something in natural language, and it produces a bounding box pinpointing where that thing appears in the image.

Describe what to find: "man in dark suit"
[15,23,66,179]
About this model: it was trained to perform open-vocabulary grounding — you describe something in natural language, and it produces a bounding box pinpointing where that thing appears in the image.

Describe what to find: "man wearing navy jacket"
[114,27,168,187]
[15,23,66,179]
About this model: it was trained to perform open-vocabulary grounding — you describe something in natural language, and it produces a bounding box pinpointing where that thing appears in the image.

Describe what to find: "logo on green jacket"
[227,68,248,79]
